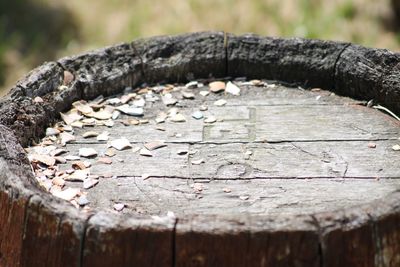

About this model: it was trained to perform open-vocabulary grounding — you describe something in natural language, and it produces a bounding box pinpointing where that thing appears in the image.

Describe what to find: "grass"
[1,0,399,94]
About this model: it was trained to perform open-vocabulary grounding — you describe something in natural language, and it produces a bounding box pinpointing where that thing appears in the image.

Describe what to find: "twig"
[373,105,400,121]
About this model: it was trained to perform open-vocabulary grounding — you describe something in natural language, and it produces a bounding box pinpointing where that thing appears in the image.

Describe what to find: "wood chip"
[250,79,262,86]
[61,125,73,132]
[120,94,134,104]
[110,138,132,150]
[162,94,178,106]
[170,113,186,122]
[199,105,208,111]
[107,98,121,105]
[116,104,144,116]
[112,110,121,120]
[72,100,93,114]
[239,195,249,200]
[54,156,67,164]
[60,132,75,146]
[113,203,125,211]
[139,148,153,157]
[104,120,114,127]
[133,98,146,107]
[144,141,167,151]
[244,150,253,160]
[137,88,149,94]
[72,161,87,170]
[192,183,203,193]
[52,177,66,187]
[83,131,99,138]
[83,178,99,189]
[245,150,253,156]
[31,154,56,166]
[182,90,195,99]
[97,157,113,164]
[65,155,80,161]
[88,110,112,120]
[225,81,241,95]
[209,81,225,93]
[199,91,209,97]
[70,121,83,128]
[60,112,82,125]
[192,111,203,120]
[77,195,90,206]
[89,95,105,106]
[97,131,110,141]
[83,161,92,168]
[79,148,98,158]
[223,188,232,193]
[185,81,198,89]
[191,159,205,165]
[204,116,217,123]
[127,118,140,125]
[214,99,227,106]
[53,187,80,201]
[105,148,116,157]
[45,127,60,136]
[50,148,67,157]
[156,112,168,123]
[368,143,377,148]
[65,169,89,181]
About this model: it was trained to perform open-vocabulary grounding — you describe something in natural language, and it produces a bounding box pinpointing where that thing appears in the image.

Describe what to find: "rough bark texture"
[0,31,399,266]
[334,44,400,111]
[132,31,226,84]
[227,33,349,89]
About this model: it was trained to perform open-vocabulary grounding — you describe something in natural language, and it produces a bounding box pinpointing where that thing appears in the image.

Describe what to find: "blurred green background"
[1,0,400,94]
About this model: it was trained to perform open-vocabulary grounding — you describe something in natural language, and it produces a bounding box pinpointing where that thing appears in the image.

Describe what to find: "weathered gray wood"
[63,140,400,179]
[71,87,398,147]
[82,177,400,217]
[73,85,384,145]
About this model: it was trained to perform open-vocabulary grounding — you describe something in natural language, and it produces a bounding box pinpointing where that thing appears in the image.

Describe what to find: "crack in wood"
[79,213,94,267]
[133,177,163,212]
[98,175,400,180]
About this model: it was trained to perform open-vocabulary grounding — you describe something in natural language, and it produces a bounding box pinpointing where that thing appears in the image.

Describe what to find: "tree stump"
[0,32,400,267]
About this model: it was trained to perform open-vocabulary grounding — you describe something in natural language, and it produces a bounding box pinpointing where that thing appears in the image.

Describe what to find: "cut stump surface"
[57,84,400,218]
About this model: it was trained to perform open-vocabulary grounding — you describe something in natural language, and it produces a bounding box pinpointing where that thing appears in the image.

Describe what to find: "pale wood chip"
[144,141,167,151]
[79,148,98,158]
[209,81,225,93]
[53,187,81,201]
[110,138,132,150]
